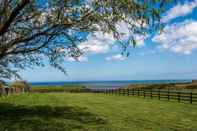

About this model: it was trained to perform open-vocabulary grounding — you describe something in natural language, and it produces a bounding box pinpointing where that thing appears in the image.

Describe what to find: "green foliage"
[31,85,88,93]
[0,83,3,89]
[127,83,197,90]
[0,80,6,88]
[11,81,31,90]
[62,84,87,89]
[0,93,197,130]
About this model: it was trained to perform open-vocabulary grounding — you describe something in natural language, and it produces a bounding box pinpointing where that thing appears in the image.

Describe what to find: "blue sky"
[19,0,197,82]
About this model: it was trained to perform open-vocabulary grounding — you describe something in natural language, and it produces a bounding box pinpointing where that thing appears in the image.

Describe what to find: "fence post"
[190,92,193,104]
[158,89,160,100]
[127,89,129,96]
[151,89,153,99]
[167,89,170,101]
[132,89,134,96]
[178,92,180,102]
[123,89,125,96]
[143,90,145,98]
[138,89,139,96]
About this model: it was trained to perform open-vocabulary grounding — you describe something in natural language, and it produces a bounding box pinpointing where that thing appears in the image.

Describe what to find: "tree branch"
[0,0,30,36]
[7,35,54,55]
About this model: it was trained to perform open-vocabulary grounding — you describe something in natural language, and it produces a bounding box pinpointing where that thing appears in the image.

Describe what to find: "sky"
[20,0,197,82]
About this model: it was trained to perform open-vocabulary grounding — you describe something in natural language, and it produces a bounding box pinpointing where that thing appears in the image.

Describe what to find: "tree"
[0,0,170,79]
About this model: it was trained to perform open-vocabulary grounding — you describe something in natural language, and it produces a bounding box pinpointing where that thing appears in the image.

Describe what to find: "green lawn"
[0,93,197,131]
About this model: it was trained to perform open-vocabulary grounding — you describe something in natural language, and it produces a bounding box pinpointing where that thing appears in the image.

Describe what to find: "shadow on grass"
[0,103,107,131]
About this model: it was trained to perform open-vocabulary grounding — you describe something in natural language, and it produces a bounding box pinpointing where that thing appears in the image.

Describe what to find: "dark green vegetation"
[127,82,197,90]
[31,84,87,93]
[0,93,197,131]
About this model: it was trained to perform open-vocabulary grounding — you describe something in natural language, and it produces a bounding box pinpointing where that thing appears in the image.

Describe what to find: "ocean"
[30,80,192,89]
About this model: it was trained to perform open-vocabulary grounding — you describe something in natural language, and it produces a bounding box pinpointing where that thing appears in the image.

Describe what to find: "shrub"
[31,85,89,93]
[0,83,3,89]
[62,84,86,89]
[127,83,197,90]
[0,80,6,88]
[11,81,31,92]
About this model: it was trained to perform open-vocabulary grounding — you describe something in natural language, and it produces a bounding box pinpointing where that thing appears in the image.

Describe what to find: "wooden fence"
[2,86,197,104]
[91,88,197,104]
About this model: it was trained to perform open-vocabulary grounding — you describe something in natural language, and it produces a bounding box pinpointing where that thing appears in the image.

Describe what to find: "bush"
[31,85,89,93]
[62,84,86,89]
[11,81,31,92]
[127,83,197,90]
[0,83,3,89]
[0,80,6,88]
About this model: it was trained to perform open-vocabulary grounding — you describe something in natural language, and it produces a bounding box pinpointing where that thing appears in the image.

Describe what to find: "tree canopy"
[0,0,170,79]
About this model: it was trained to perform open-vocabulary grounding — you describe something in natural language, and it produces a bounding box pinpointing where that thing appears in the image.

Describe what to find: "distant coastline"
[30,80,192,89]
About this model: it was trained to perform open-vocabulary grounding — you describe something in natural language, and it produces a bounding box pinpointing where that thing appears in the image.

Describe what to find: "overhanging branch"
[0,0,30,36]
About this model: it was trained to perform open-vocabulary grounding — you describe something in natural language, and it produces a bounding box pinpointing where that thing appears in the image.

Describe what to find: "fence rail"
[91,88,197,104]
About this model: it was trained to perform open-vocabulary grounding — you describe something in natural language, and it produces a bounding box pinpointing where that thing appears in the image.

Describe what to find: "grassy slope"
[0,93,197,131]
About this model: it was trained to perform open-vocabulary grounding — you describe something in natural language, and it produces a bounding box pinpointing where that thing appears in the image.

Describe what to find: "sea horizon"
[29,79,193,89]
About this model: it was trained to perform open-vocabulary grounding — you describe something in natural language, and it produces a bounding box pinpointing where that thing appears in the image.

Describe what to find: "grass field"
[0,93,197,131]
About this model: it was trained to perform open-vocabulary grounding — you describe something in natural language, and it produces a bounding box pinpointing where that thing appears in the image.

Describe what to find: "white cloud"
[65,55,88,62]
[162,1,197,23]
[63,20,148,62]
[115,21,130,40]
[106,54,127,61]
[152,19,197,54]
[115,21,147,46]
[78,31,115,54]
[78,21,147,55]
[133,35,147,46]
[78,21,130,55]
